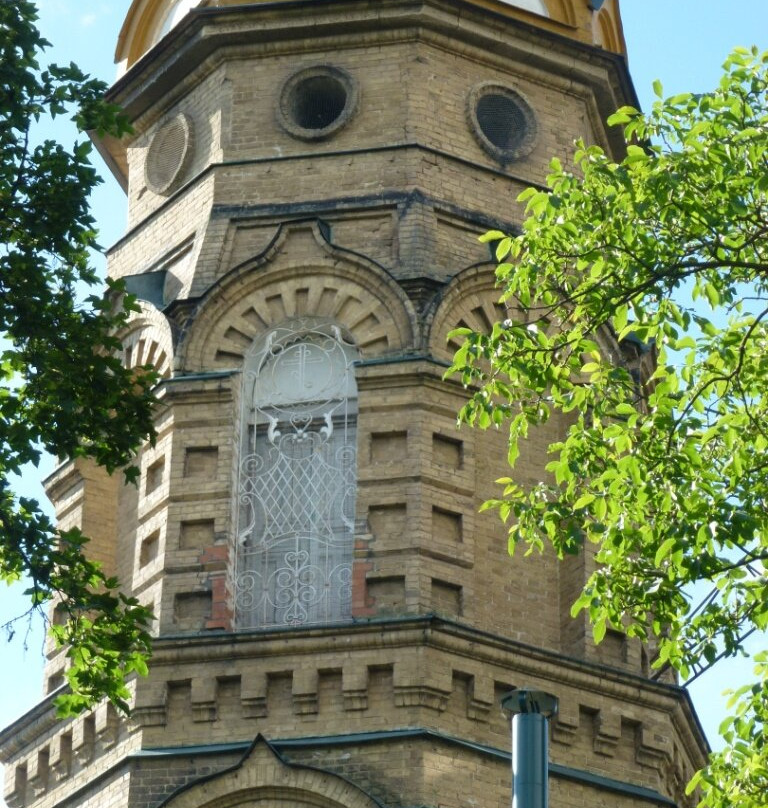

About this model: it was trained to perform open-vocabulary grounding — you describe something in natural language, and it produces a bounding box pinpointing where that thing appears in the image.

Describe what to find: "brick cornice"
[100,0,635,182]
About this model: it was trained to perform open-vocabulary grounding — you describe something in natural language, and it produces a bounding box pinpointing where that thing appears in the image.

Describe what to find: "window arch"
[235,318,358,629]
[159,0,200,40]
[499,0,550,16]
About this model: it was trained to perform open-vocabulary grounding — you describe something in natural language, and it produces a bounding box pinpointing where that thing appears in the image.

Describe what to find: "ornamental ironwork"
[235,318,358,628]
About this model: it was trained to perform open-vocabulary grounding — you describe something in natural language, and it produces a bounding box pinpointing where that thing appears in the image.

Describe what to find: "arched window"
[235,319,358,629]
[500,0,550,16]
[158,0,200,40]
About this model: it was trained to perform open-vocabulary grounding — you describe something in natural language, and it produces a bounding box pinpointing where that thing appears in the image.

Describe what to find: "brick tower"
[1,2,708,807]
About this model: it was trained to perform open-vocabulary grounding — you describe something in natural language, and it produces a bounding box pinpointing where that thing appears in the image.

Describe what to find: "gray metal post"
[501,689,559,808]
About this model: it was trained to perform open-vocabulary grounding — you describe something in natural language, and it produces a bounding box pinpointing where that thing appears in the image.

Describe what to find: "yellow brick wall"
[5,5,705,808]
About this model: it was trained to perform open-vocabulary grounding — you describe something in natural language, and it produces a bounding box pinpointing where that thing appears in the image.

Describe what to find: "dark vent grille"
[468,83,537,164]
[291,75,348,130]
[279,66,357,141]
[476,93,527,151]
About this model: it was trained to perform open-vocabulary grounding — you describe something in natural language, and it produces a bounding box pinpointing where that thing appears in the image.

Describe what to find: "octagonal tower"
[1,2,707,808]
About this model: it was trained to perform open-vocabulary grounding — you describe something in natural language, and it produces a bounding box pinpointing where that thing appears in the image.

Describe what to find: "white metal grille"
[235,319,358,628]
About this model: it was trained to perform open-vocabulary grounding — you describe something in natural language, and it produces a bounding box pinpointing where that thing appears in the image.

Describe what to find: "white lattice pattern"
[235,319,358,628]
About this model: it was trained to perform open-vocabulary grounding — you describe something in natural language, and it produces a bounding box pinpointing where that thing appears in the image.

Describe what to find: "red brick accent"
[351,538,375,618]
[205,573,232,630]
[199,544,228,570]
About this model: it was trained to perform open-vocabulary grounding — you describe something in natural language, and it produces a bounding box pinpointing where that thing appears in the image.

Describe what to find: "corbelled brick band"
[0,3,706,808]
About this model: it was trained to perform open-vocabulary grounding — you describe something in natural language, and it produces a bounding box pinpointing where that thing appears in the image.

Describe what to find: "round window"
[278,66,358,141]
[144,113,194,195]
[468,84,537,164]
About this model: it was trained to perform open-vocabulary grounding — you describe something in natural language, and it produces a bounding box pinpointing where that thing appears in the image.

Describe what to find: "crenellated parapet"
[0,693,142,808]
[1,618,704,808]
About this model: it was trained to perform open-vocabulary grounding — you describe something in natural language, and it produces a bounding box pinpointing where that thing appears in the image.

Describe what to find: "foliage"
[449,48,768,807]
[0,1,156,715]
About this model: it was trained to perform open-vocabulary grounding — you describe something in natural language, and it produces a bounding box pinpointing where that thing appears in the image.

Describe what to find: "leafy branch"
[0,1,158,715]
[450,47,768,807]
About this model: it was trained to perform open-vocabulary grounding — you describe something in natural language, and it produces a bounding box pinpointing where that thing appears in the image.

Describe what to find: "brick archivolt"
[120,302,174,380]
[159,736,382,808]
[427,264,509,363]
[179,222,416,373]
[428,263,631,378]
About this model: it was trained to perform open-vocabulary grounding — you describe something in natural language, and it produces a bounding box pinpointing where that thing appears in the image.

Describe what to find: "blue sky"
[1,0,767,796]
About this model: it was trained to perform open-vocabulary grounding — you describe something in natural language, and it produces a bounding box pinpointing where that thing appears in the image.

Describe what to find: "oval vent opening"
[145,113,194,195]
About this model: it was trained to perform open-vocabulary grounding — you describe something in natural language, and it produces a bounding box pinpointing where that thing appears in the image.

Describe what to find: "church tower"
[2,2,708,807]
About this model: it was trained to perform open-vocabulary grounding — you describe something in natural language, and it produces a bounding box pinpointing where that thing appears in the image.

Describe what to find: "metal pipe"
[501,689,559,808]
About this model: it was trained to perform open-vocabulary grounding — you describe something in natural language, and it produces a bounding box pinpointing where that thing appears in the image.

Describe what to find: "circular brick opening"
[145,113,194,195]
[291,75,347,130]
[468,84,537,164]
[279,66,357,141]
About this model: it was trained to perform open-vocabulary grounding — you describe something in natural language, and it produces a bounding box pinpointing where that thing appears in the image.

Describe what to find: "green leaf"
[479,230,507,243]
[593,619,607,644]
[654,538,678,566]
[573,493,596,510]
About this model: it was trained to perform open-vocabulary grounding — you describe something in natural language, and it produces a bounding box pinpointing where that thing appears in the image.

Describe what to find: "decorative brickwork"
[1,3,706,808]
[120,303,174,380]
[180,222,416,372]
